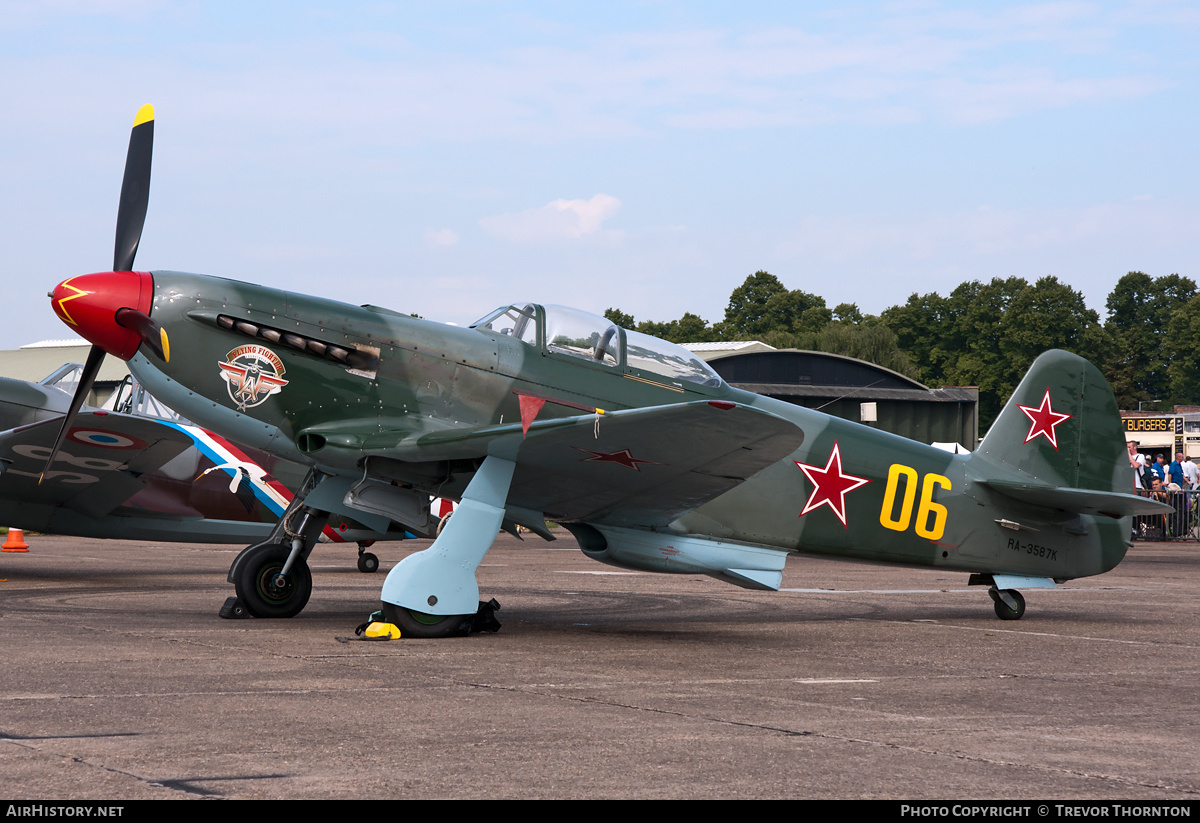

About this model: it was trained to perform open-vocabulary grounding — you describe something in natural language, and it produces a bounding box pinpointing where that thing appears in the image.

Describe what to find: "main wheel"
[990,588,1025,621]
[381,601,473,638]
[234,545,312,618]
[357,552,379,573]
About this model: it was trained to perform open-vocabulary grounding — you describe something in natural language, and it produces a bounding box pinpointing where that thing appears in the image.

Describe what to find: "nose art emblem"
[218,344,289,410]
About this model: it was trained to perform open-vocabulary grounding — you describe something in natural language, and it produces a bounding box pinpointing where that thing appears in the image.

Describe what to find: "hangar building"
[0,339,129,406]
[688,343,979,449]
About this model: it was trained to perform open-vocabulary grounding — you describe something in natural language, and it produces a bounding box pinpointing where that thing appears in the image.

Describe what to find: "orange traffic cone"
[2,528,29,552]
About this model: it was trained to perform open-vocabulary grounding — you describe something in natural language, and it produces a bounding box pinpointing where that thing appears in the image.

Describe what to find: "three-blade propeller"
[42,104,168,482]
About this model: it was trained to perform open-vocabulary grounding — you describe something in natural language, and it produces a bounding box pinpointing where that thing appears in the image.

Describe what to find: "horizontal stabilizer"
[980,480,1173,517]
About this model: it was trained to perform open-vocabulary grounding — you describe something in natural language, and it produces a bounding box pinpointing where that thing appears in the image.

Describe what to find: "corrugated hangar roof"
[682,340,777,358]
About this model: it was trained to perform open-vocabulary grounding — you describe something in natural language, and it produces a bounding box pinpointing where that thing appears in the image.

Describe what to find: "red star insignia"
[573,447,665,471]
[794,441,870,528]
[1017,388,1073,450]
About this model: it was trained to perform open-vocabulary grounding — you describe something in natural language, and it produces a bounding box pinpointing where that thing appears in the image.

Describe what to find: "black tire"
[381,601,473,638]
[357,552,379,574]
[990,588,1025,621]
[234,545,312,618]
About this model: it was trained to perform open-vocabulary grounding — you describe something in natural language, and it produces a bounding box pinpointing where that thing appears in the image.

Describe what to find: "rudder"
[973,349,1126,494]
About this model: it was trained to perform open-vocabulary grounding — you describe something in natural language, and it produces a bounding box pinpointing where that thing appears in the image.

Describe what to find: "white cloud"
[425,227,459,247]
[1,4,1182,150]
[479,194,621,243]
[785,198,1200,265]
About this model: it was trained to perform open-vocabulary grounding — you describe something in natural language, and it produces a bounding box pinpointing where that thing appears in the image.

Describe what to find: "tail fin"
[972,349,1126,494]
[968,350,1170,577]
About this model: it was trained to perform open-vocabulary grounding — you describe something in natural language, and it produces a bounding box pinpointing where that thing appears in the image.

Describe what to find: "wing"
[507,402,803,526]
[351,400,806,527]
[0,411,194,519]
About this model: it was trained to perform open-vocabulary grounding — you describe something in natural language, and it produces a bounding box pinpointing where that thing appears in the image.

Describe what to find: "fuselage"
[54,269,1130,583]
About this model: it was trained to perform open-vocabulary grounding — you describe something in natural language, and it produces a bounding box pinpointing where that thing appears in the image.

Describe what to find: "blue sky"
[2,1,1197,349]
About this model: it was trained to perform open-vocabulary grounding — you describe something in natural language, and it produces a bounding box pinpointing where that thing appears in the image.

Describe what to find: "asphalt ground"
[0,533,1197,800]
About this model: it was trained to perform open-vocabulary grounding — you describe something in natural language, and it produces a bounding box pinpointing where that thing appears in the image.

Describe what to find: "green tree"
[799,323,916,377]
[883,277,1104,428]
[1167,295,1200,402]
[722,271,787,337]
[604,308,635,328]
[673,312,711,343]
[1103,272,1197,410]
[881,291,955,386]
[832,303,864,325]
[1001,276,1107,371]
[723,271,828,338]
[635,312,713,344]
[938,277,1030,427]
[635,319,673,339]
[793,304,833,335]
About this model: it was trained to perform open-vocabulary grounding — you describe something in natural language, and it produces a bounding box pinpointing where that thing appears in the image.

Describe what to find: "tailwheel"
[989,588,1026,621]
[234,544,312,618]
[357,552,379,573]
[381,601,474,638]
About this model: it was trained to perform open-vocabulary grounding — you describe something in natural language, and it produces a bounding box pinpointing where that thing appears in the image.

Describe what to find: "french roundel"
[67,428,149,450]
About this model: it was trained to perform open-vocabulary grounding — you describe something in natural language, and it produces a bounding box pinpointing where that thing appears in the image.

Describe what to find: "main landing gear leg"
[224,468,330,619]
[379,455,515,637]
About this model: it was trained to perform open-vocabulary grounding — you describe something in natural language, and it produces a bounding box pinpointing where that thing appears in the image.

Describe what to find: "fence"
[1134,489,1200,541]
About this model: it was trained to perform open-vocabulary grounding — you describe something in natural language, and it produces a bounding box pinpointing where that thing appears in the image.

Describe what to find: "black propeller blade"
[43,105,155,481]
[113,104,154,272]
[40,345,106,483]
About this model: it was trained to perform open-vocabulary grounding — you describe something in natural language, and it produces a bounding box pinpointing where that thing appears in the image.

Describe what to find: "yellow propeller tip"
[133,104,155,128]
[160,327,170,363]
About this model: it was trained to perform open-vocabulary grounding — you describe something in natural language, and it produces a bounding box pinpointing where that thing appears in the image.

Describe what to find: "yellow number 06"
[879,465,951,540]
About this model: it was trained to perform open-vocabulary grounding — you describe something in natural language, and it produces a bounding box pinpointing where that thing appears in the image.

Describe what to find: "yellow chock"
[362,621,402,640]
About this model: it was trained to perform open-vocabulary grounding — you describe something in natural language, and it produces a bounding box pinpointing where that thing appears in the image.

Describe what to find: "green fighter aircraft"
[43,106,1170,636]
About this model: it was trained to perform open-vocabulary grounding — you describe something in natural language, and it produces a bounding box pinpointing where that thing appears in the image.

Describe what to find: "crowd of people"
[1128,440,1200,538]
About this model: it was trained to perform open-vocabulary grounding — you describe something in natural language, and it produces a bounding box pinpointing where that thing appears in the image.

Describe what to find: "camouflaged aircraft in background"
[41,106,1169,635]
[0,366,403,570]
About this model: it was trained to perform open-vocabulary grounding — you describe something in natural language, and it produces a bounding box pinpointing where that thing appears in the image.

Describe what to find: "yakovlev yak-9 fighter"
[43,106,1168,635]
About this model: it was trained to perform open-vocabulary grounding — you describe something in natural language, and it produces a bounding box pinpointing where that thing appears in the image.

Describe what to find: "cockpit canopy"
[472,303,539,347]
[472,303,723,388]
[42,364,190,423]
